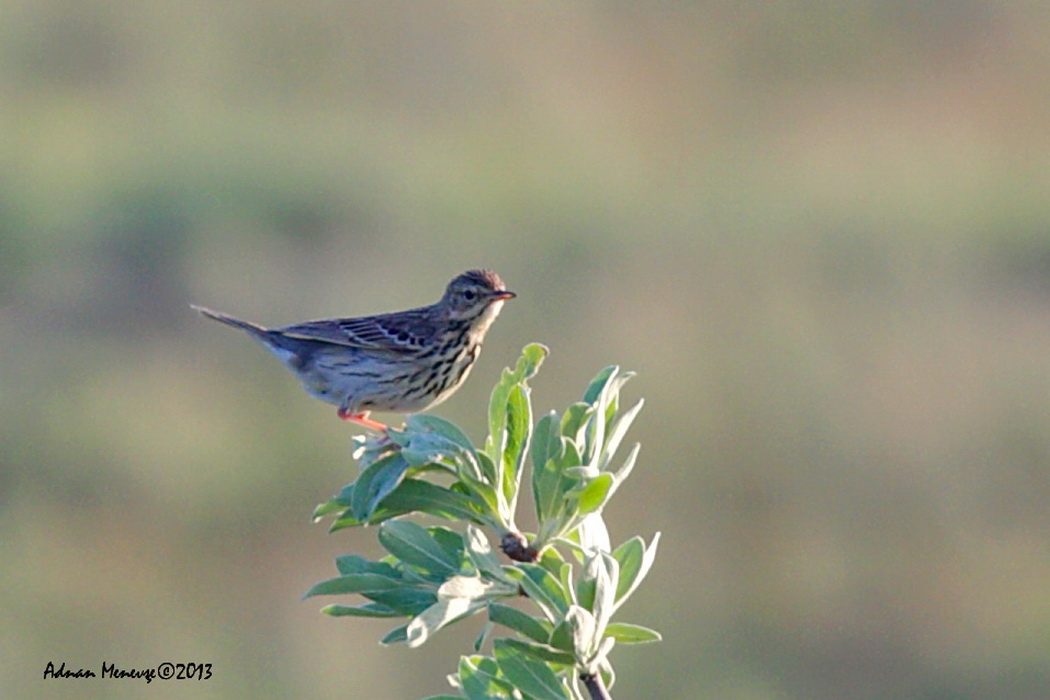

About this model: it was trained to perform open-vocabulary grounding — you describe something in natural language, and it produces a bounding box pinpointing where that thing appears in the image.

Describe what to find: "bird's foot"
[337,408,389,432]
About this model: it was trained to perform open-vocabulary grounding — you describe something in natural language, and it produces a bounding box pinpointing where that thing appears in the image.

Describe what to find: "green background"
[4,2,1050,698]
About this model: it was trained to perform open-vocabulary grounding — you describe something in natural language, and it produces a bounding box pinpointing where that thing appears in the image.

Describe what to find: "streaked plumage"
[192,269,515,430]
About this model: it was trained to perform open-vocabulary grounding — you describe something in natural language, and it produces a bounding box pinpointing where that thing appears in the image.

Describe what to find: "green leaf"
[396,417,483,480]
[488,603,551,644]
[581,367,617,465]
[604,622,662,644]
[368,586,439,616]
[324,502,363,531]
[582,365,617,405]
[597,658,616,693]
[548,618,574,652]
[427,526,463,562]
[575,573,596,614]
[483,345,545,526]
[378,521,460,577]
[486,344,548,466]
[582,366,636,473]
[587,552,618,635]
[565,605,598,661]
[335,554,399,578]
[312,496,348,520]
[380,623,408,645]
[406,574,520,647]
[580,366,614,406]
[506,564,569,622]
[302,572,401,599]
[532,456,562,525]
[405,413,478,453]
[500,382,532,519]
[573,473,614,516]
[586,636,616,673]
[439,575,517,600]
[496,638,575,666]
[614,532,660,609]
[350,451,410,521]
[465,525,512,583]
[320,602,401,618]
[575,513,611,553]
[458,468,501,519]
[459,655,517,699]
[494,639,571,700]
[533,439,580,528]
[474,621,493,653]
[372,478,486,524]
[559,403,592,447]
[530,411,562,472]
[519,343,549,379]
[537,544,567,575]
[610,537,644,603]
[611,443,640,491]
[598,399,643,471]
[407,596,488,648]
[304,572,438,615]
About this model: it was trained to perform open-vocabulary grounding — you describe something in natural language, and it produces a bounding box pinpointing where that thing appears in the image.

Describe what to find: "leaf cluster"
[307,344,660,700]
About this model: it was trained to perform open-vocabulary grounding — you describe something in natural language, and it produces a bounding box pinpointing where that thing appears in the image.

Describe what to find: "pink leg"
[336,407,388,432]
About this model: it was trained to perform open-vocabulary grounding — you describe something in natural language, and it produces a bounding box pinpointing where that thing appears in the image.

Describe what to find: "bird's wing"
[277,310,432,353]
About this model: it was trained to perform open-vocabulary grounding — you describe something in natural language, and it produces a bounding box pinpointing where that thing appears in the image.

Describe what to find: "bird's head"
[441,269,516,323]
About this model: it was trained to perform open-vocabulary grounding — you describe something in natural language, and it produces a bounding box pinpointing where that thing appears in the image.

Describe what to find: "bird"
[191,269,515,431]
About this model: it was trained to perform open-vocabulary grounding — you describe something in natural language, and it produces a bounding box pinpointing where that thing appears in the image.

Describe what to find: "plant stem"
[580,672,611,700]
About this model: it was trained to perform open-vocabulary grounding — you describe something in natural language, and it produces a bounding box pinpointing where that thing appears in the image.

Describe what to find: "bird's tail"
[190,304,268,337]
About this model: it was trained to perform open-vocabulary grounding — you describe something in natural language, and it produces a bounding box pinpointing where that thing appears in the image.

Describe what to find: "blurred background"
[3,1,1050,698]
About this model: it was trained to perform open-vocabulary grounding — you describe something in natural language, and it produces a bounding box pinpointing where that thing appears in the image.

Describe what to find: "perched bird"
[192,269,515,430]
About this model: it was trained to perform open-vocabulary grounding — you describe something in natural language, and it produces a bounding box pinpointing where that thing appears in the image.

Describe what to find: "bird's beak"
[492,290,516,301]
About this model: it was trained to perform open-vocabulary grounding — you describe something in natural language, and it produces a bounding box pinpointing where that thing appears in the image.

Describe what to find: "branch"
[580,672,611,700]
[500,531,539,563]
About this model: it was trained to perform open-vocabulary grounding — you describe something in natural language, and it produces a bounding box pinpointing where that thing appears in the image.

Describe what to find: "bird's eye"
[463,289,477,302]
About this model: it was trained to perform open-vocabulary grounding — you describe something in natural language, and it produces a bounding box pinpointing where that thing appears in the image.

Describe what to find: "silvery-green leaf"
[548,618,575,653]
[506,564,569,622]
[614,532,660,610]
[302,572,400,599]
[564,466,599,479]
[488,603,552,644]
[407,596,487,648]
[372,479,486,524]
[586,636,615,672]
[559,403,592,448]
[610,537,643,602]
[350,451,410,521]
[598,398,643,472]
[494,639,571,700]
[495,638,575,666]
[380,624,408,645]
[465,525,512,583]
[320,602,401,618]
[378,521,459,577]
[604,622,662,644]
[405,413,478,453]
[575,514,611,553]
[581,366,618,406]
[566,605,598,661]
[474,620,493,653]
[573,473,614,516]
[588,552,618,635]
[459,655,517,699]
[335,554,399,578]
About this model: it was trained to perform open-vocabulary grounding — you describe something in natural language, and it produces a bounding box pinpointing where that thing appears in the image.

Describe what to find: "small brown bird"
[192,269,515,430]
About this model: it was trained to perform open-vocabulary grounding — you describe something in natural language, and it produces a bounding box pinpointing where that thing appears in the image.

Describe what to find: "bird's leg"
[336,406,389,432]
